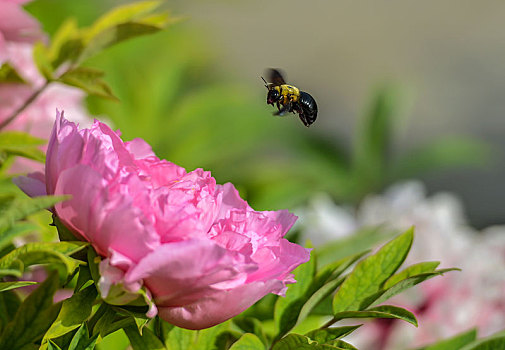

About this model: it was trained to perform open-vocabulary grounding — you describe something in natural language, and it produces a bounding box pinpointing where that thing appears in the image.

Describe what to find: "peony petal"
[125,240,256,306]
[157,279,283,330]
[54,164,159,262]
[12,172,46,197]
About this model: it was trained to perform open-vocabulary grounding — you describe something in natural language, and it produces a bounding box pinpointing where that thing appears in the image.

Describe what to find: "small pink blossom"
[15,111,310,329]
[0,1,91,173]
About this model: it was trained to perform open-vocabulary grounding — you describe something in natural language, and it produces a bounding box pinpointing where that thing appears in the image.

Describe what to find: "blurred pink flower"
[0,1,91,173]
[0,0,43,48]
[15,111,311,329]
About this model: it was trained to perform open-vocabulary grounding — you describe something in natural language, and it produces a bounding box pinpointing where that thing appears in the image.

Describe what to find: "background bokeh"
[25,0,504,227]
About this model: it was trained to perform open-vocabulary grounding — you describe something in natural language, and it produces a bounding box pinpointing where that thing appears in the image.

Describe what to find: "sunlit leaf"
[124,325,166,350]
[68,323,99,350]
[332,228,413,314]
[419,329,477,350]
[58,67,118,100]
[305,325,362,343]
[43,285,97,341]
[229,333,265,350]
[0,131,46,162]
[333,305,417,327]
[274,257,316,340]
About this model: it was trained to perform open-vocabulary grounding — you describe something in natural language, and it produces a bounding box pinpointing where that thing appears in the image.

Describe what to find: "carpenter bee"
[262,68,318,127]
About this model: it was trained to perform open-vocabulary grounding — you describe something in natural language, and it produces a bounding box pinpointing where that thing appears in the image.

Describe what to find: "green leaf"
[48,18,83,67]
[420,329,477,350]
[47,340,62,350]
[162,325,196,350]
[74,265,93,293]
[0,131,46,162]
[305,325,362,343]
[0,63,27,83]
[43,285,97,341]
[274,256,316,339]
[332,228,413,314]
[272,334,343,350]
[58,67,118,100]
[370,268,459,307]
[53,215,80,242]
[333,305,418,327]
[0,290,21,333]
[384,261,440,289]
[0,271,62,349]
[86,1,163,39]
[33,42,54,80]
[459,330,505,350]
[0,281,37,292]
[124,325,166,350]
[0,241,87,278]
[0,222,38,251]
[328,339,357,350]
[229,333,265,350]
[194,321,236,350]
[68,323,99,350]
[0,194,69,231]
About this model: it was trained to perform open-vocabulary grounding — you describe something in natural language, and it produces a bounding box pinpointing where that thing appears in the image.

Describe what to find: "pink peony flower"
[15,111,311,329]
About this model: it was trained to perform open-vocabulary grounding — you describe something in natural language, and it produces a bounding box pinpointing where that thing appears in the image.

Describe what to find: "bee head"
[267,89,280,105]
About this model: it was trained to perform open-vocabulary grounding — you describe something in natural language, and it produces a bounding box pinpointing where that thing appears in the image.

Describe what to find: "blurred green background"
[25,0,503,227]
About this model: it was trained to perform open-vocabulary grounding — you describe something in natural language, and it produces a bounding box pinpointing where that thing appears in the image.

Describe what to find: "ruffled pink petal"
[157,279,283,330]
[54,164,159,262]
[215,183,251,219]
[125,240,256,306]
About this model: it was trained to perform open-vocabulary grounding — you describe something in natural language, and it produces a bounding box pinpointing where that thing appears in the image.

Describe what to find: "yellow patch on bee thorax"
[280,85,300,103]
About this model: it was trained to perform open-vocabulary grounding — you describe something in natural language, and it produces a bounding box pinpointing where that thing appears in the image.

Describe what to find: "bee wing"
[268,68,286,86]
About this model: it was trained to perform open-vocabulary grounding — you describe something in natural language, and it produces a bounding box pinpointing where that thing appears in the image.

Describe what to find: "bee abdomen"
[298,91,318,126]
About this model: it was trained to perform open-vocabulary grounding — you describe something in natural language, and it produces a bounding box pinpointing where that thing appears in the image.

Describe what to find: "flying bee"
[262,68,318,127]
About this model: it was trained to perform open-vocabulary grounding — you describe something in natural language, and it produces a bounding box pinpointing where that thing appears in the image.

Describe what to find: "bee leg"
[274,102,292,116]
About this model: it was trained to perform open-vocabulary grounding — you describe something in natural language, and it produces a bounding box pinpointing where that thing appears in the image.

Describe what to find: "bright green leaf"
[272,334,343,350]
[85,1,163,40]
[305,325,362,344]
[421,329,477,350]
[47,340,62,350]
[0,194,69,231]
[0,271,62,349]
[384,261,440,289]
[0,222,38,250]
[274,257,315,340]
[333,305,418,327]
[58,67,118,100]
[0,281,37,292]
[124,325,166,350]
[68,323,99,350]
[162,325,196,350]
[43,285,97,341]
[0,241,87,278]
[229,333,265,350]
[48,18,83,67]
[332,228,413,314]
[370,268,459,307]
[0,131,46,162]
[460,330,505,350]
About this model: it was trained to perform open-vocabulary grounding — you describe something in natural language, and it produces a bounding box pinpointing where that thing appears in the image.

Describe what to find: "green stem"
[0,80,51,131]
